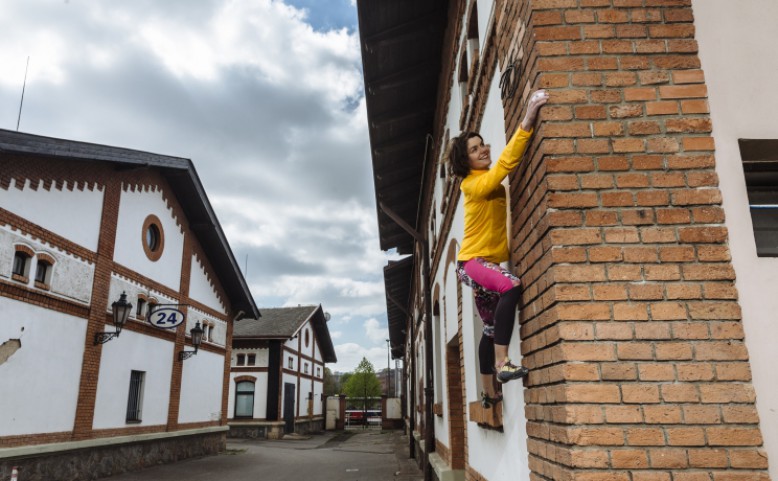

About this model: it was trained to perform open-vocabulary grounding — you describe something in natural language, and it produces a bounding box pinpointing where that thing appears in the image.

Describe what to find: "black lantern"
[179,321,204,361]
[95,292,133,345]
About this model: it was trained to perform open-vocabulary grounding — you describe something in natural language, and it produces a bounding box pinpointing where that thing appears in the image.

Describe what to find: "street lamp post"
[386,338,391,397]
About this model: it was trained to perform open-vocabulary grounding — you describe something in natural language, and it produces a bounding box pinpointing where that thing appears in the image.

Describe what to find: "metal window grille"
[126,370,145,422]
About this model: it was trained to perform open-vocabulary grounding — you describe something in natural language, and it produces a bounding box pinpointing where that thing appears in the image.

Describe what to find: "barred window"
[126,370,145,423]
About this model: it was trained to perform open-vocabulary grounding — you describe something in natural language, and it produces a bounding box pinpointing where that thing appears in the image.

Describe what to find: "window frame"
[234,380,255,418]
[12,250,31,281]
[126,370,145,423]
[739,138,778,257]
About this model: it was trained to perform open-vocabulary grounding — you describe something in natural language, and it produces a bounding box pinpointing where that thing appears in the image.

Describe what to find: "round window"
[146,224,160,251]
[142,214,165,261]
[305,329,310,347]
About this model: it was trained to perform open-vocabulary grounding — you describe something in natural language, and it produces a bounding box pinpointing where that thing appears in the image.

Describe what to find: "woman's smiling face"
[466,135,491,171]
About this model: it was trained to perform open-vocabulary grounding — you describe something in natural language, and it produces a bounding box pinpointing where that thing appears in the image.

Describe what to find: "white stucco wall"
[188,254,226,315]
[0,227,94,304]
[300,323,314,359]
[299,377,313,416]
[0,179,103,252]
[227,371,268,419]
[113,187,184,291]
[0,298,86,436]
[178,349,225,424]
[313,341,323,363]
[693,1,778,477]
[187,307,227,347]
[232,347,269,368]
[93,330,174,429]
[313,380,323,416]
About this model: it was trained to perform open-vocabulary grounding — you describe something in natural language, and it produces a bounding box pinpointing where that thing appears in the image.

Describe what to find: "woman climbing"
[449,89,549,403]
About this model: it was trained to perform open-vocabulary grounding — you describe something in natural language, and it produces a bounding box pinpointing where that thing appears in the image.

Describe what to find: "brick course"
[488,1,772,479]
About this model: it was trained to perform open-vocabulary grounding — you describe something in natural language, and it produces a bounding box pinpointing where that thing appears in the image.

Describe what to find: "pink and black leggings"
[456,258,522,375]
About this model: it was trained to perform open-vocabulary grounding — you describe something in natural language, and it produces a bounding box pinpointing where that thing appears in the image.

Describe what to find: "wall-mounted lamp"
[179,321,204,361]
[95,292,133,345]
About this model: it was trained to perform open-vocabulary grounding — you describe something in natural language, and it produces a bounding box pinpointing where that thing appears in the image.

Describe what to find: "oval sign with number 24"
[148,307,186,329]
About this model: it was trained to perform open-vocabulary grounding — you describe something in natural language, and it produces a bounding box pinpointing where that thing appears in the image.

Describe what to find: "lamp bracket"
[179,350,197,361]
[94,331,119,345]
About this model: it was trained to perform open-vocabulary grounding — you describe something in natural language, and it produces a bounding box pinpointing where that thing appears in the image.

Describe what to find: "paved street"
[105,430,423,481]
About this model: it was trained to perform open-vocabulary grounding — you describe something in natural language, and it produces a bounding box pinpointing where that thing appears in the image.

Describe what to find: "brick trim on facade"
[492,1,771,480]
[72,177,121,440]
[0,159,239,448]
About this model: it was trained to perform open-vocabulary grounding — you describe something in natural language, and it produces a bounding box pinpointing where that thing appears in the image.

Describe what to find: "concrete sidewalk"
[103,430,422,481]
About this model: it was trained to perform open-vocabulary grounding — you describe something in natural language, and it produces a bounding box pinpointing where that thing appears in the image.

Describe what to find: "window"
[316,367,321,378]
[247,354,256,366]
[466,2,480,71]
[739,139,778,256]
[12,251,30,280]
[288,357,294,369]
[126,370,145,422]
[458,51,469,113]
[141,214,165,261]
[304,329,310,347]
[304,363,309,374]
[237,354,245,366]
[34,260,51,285]
[136,298,146,318]
[235,381,255,417]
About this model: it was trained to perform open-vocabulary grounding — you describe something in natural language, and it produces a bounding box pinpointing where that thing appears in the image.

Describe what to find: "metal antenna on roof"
[16,56,30,131]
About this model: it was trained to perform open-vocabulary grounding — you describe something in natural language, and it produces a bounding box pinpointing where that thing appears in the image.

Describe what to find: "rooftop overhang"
[383,256,414,359]
[357,0,448,255]
[357,0,448,356]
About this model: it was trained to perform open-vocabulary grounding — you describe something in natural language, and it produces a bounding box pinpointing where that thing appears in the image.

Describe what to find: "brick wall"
[496,1,771,480]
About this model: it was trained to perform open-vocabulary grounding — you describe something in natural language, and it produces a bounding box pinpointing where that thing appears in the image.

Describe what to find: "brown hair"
[448,131,482,178]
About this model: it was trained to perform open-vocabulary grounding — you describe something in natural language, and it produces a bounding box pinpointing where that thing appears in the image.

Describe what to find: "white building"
[227,305,336,438]
[359,1,775,481]
[0,128,259,480]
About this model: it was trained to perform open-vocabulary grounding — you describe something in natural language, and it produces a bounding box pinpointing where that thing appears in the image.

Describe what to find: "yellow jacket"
[457,128,533,263]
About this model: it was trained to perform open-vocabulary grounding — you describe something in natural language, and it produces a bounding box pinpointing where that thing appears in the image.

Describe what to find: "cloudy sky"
[0,0,400,373]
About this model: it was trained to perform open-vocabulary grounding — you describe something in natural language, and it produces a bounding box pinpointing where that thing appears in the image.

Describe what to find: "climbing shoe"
[495,358,529,384]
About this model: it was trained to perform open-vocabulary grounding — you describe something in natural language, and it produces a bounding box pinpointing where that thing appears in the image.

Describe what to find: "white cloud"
[0,0,390,374]
[332,342,391,373]
[364,318,388,344]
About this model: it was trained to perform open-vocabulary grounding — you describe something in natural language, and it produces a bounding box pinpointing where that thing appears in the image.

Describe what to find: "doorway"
[283,382,296,434]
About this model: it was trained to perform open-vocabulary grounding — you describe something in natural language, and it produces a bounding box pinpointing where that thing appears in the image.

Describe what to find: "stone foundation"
[0,428,226,481]
[229,417,324,440]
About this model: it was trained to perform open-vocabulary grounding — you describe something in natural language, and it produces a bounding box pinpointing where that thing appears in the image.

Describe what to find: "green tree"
[343,357,382,410]
[338,372,352,394]
[323,367,338,396]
